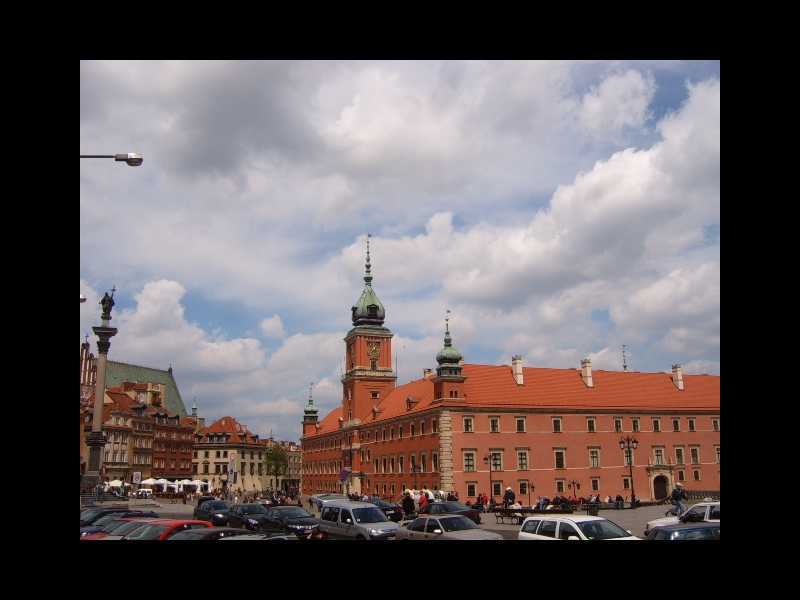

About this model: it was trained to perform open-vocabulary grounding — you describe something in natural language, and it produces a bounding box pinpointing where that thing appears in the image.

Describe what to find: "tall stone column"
[82,291,118,494]
[438,410,454,493]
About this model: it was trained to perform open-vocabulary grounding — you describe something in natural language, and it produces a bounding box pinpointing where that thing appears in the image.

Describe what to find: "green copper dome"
[436,317,463,365]
[352,235,386,326]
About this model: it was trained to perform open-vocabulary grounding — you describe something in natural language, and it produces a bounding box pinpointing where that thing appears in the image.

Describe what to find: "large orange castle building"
[300,244,720,504]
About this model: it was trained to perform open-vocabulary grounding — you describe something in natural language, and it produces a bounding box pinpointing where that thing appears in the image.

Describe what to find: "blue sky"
[81,60,720,441]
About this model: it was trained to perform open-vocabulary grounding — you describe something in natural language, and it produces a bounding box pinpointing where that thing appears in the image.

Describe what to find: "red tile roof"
[306,364,719,436]
[199,416,266,445]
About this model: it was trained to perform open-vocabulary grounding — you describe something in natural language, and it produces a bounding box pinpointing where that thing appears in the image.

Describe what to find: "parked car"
[418,502,482,525]
[258,506,320,536]
[193,500,232,526]
[309,493,347,509]
[80,511,159,537]
[518,515,641,540]
[644,501,719,537]
[81,518,161,541]
[167,527,254,541]
[220,532,299,541]
[396,515,503,540]
[317,500,400,540]
[196,495,215,507]
[226,503,272,530]
[646,521,720,540]
[134,489,153,499]
[122,519,213,541]
[363,496,404,522]
[80,507,139,527]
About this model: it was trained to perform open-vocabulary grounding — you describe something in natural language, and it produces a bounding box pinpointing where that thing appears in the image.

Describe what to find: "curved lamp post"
[619,436,639,508]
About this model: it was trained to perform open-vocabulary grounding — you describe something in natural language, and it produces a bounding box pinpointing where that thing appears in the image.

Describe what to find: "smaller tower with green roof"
[433,310,466,401]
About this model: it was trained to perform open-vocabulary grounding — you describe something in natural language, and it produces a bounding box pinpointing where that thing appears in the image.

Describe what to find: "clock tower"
[342,235,396,425]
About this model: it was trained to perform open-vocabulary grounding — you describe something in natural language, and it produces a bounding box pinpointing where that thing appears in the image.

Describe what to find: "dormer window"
[368,305,378,317]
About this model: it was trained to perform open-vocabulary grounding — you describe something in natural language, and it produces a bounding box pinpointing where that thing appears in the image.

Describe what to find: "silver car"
[317,500,400,540]
[396,515,503,540]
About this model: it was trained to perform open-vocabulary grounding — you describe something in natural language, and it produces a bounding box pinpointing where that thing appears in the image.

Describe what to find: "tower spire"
[364,233,373,286]
[307,382,314,406]
[444,309,452,345]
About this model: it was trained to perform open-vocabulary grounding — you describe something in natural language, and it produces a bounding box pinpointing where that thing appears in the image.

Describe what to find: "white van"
[136,488,153,499]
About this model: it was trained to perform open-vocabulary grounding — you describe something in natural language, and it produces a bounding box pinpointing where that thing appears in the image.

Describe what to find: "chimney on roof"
[672,364,684,391]
[511,355,524,385]
[423,368,434,379]
[581,358,594,388]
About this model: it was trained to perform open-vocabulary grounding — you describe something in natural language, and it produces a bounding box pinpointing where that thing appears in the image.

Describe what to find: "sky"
[80,60,720,442]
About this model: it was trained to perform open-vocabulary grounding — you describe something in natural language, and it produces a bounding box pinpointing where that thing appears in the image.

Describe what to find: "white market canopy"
[108,479,123,487]
[140,478,157,485]
[178,479,193,485]
[154,479,169,485]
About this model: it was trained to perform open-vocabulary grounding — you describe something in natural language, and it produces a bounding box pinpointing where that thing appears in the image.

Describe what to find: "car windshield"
[442,502,471,512]
[241,504,267,515]
[206,501,229,511]
[93,514,118,527]
[111,521,150,536]
[81,509,102,521]
[352,508,388,523]
[101,519,128,532]
[577,519,630,540]
[440,516,478,532]
[277,508,312,519]
[168,530,208,540]
[126,524,169,540]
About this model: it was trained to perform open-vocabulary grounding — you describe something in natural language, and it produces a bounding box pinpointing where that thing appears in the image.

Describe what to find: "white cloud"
[260,314,286,339]
[579,70,656,136]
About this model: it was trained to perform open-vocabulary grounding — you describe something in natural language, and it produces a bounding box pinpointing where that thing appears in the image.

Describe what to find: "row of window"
[362,419,439,444]
[104,451,128,463]
[132,454,151,465]
[462,415,719,434]
[192,450,264,460]
[460,445,719,472]
[153,459,191,469]
[305,460,344,475]
[191,462,264,476]
[366,452,441,475]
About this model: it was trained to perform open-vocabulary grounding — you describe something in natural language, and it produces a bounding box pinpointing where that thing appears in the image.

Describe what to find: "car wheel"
[355,535,366,540]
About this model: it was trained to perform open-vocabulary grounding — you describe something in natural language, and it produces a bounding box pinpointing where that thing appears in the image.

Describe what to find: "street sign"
[133,471,141,484]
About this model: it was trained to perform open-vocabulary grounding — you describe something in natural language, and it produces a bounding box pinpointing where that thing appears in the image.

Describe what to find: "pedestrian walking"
[503,486,515,509]
[402,491,415,518]
[670,483,688,515]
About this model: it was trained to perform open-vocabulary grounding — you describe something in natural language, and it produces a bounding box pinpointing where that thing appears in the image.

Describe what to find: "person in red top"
[418,491,428,511]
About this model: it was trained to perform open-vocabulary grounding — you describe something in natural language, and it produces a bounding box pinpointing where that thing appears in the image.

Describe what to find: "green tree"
[264,445,288,492]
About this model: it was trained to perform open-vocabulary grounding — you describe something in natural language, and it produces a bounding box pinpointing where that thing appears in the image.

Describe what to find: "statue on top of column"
[100,287,116,322]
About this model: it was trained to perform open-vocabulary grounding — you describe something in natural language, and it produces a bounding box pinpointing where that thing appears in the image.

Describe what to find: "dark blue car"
[646,522,720,540]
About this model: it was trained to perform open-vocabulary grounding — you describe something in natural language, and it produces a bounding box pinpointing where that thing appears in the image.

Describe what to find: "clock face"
[367,342,380,360]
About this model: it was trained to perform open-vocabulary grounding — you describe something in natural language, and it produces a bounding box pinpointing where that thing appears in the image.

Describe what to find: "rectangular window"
[591,478,599,492]
[390,457,395,473]
[390,428,394,440]
[552,417,562,433]
[690,447,700,464]
[555,480,565,493]
[587,417,596,433]
[589,449,600,468]
[632,418,640,432]
[688,418,696,432]
[677,470,685,481]
[673,419,680,432]
[467,483,476,497]
[712,419,719,432]
[421,421,426,435]
[517,450,528,470]
[463,452,475,472]
[652,418,661,432]
[490,451,503,471]
[554,450,565,469]
[654,448,665,465]
[614,418,622,433]
[516,417,526,433]
[463,417,473,433]
[490,417,500,433]
[398,425,403,439]
[410,454,416,471]
[432,419,438,434]
[519,480,529,496]
[432,453,438,472]
[420,454,426,473]
[374,459,379,473]
[675,447,685,465]
[492,482,502,497]
[410,424,416,437]
[623,477,631,490]
[624,450,634,467]
[715,446,720,464]
[398,455,404,473]
[693,469,701,481]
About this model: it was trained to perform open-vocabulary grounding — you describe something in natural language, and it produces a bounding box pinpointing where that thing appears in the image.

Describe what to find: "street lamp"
[80,153,143,166]
[483,454,494,503]
[80,295,87,303]
[619,436,639,509]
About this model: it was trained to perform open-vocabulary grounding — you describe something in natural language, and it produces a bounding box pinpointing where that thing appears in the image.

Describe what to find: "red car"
[81,517,162,541]
[118,519,213,541]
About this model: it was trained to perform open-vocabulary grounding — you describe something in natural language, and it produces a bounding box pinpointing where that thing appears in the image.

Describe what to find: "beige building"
[192,416,273,494]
